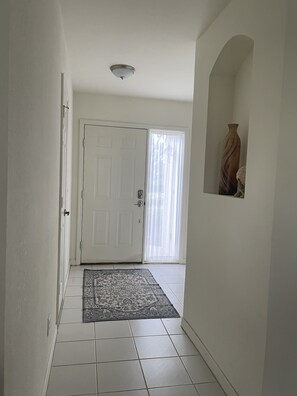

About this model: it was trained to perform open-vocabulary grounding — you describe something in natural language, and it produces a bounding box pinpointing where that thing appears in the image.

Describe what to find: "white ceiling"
[60,0,230,102]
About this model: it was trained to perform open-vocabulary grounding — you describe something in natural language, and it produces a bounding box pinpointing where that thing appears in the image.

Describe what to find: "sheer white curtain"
[144,130,185,262]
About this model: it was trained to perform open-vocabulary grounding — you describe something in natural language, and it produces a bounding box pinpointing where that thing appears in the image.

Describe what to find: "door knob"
[64,210,70,216]
[133,200,144,207]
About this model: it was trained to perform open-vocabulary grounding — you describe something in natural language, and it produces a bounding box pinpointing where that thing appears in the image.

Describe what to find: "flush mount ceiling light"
[110,64,135,80]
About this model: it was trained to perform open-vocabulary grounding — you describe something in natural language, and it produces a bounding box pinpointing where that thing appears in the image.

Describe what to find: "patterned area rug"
[83,269,180,322]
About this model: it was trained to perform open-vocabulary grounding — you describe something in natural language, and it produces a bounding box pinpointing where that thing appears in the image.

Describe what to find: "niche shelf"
[203,35,254,197]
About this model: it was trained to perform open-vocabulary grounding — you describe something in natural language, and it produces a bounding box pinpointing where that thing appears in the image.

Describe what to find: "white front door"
[81,125,147,263]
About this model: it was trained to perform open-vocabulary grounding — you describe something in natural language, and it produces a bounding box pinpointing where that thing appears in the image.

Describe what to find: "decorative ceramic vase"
[219,123,241,195]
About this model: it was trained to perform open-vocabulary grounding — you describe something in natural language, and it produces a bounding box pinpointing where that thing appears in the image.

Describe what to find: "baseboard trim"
[42,325,57,396]
[64,265,70,296]
[181,318,239,396]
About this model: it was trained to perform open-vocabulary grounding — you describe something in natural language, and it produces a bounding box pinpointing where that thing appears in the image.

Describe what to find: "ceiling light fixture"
[110,64,135,80]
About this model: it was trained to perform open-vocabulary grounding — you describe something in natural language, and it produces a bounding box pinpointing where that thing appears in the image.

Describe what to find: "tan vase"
[219,123,241,195]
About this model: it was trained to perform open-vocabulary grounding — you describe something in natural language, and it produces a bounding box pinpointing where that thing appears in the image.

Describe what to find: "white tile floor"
[47,264,225,396]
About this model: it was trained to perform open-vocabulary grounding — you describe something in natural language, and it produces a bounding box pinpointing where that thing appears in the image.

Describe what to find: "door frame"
[56,73,71,321]
[75,119,191,266]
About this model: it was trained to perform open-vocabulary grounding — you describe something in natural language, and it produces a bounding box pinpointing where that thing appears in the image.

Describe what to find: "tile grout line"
[129,320,150,394]
[51,352,209,368]
[179,353,217,391]
[93,323,99,395]
[130,318,199,394]
[160,320,183,361]
[52,354,210,368]
[161,308,202,395]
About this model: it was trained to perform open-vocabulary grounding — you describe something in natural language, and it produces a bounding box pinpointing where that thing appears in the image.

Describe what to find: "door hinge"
[81,190,84,200]
[82,137,85,148]
[80,241,83,250]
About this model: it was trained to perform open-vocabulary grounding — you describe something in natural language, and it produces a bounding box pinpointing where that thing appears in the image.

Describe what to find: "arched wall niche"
[203,35,254,196]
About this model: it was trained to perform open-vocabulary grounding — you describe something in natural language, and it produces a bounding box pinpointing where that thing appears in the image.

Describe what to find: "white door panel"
[81,125,147,263]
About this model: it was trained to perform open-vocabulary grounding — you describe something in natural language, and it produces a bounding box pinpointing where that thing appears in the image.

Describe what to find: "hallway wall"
[0,0,9,393]
[184,1,286,395]
[5,1,72,395]
[70,92,193,265]
[262,1,297,394]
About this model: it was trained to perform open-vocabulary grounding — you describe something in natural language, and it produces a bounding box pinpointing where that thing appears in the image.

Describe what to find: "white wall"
[71,92,192,264]
[262,1,297,394]
[5,1,72,395]
[0,0,9,393]
[184,1,286,395]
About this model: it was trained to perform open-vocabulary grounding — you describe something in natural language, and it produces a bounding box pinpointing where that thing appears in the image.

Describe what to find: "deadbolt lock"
[137,189,144,199]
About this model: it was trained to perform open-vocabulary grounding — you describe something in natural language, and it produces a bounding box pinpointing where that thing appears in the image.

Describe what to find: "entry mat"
[83,269,180,322]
